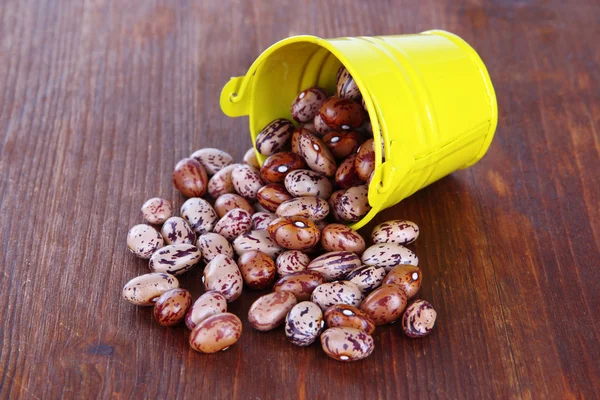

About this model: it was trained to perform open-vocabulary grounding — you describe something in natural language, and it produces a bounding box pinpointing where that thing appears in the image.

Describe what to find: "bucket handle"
[220,76,252,117]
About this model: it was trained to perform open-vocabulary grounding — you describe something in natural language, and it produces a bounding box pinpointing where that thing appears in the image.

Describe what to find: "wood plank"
[0,0,598,398]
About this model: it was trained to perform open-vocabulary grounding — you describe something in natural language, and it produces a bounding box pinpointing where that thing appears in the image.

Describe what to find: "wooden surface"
[1,0,599,398]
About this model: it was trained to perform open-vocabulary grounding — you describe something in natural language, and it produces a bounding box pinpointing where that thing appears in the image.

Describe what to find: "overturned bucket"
[220,30,498,229]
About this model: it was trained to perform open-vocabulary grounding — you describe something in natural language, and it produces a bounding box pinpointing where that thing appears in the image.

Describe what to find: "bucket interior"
[250,42,340,139]
[247,40,386,229]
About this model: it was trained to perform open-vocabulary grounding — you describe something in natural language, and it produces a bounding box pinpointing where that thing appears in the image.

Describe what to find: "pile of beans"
[122,66,437,361]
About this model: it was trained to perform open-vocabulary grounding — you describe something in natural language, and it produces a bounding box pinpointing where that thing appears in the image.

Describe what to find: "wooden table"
[1,0,599,398]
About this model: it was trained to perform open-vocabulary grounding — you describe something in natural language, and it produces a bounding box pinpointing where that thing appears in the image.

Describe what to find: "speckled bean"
[335,185,371,222]
[297,131,337,177]
[189,313,242,353]
[402,300,437,338]
[214,193,254,218]
[260,152,306,184]
[276,250,311,276]
[336,66,361,100]
[243,148,260,169]
[141,197,172,224]
[185,291,228,330]
[328,190,346,222]
[307,251,361,281]
[361,243,419,271]
[324,304,375,334]
[276,196,330,222]
[291,87,328,122]
[310,281,363,311]
[285,301,324,346]
[173,158,208,197]
[252,211,278,230]
[202,254,243,302]
[127,224,164,259]
[190,148,234,175]
[290,127,305,154]
[255,118,295,156]
[273,270,327,301]
[383,265,422,299]
[354,139,375,181]
[284,169,333,199]
[319,97,365,131]
[153,288,192,326]
[148,244,201,275]
[320,224,366,254]
[267,216,321,251]
[122,273,179,306]
[256,183,293,212]
[232,230,284,258]
[231,164,264,200]
[323,130,363,159]
[248,292,297,331]
[213,208,253,241]
[208,164,240,198]
[180,198,218,235]
[313,113,331,135]
[320,327,374,362]
[335,154,364,189]
[346,265,386,294]
[196,232,234,262]
[161,217,196,245]
[371,220,420,245]
[360,284,407,325]
[238,250,276,289]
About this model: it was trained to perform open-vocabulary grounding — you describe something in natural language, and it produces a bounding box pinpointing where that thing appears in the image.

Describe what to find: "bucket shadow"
[359,174,473,241]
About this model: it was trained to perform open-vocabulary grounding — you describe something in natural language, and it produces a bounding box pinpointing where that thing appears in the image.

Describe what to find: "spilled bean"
[311,281,363,311]
[273,270,327,301]
[276,196,330,221]
[285,301,324,346]
[122,273,179,306]
[321,327,374,362]
[197,232,234,263]
[232,230,283,258]
[141,197,172,225]
[276,250,311,276]
[173,158,208,197]
[180,198,218,235]
[402,300,437,338]
[189,313,242,353]
[203,254,243,302]
[185,291,228,330]
[360,284,407,325]
[324,304,375,335]
[161,217,196,245]
[213,208,253,241]
[127,224,164,259]
[307,251,361,281]
[248,292,297,331]
[190,148,233,175]
[361,243,419,271]
[383,265,422,299]
[214,193,254,218]
[238,250,276,290]
[153,288,192,326]
[148,244,201,276]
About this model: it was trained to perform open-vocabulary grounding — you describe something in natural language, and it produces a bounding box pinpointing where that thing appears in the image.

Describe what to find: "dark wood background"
[1,0,599,398]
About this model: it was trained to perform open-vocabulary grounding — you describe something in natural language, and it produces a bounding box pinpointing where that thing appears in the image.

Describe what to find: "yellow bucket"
[220,31,498,230]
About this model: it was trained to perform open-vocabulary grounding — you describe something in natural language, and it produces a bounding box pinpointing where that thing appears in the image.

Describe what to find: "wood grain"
[1,0,599,398]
